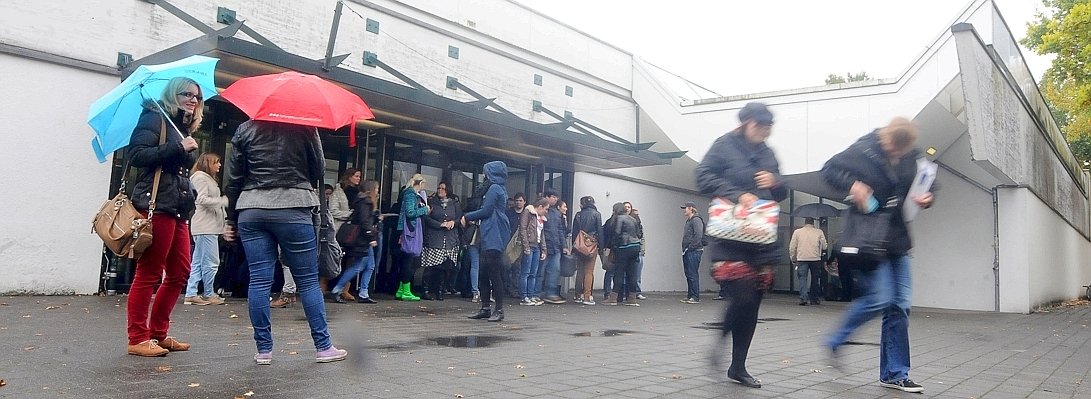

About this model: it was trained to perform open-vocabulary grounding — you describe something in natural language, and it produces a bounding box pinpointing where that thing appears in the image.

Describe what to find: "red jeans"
[127,214,191,345]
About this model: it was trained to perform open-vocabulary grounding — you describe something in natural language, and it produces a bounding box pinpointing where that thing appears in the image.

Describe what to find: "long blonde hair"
[159,76,204,132]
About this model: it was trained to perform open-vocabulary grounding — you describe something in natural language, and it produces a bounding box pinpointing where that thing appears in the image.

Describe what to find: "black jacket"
[603,213,641,250]
[224,120,324,223]
[345,195,378,256]
[542,207,565,255]
[571,204,603,245]
[682,215,706,251]
[125,107,198,219]
[424,196,463,249]
[695,129,788,203]
[821,130,938,255]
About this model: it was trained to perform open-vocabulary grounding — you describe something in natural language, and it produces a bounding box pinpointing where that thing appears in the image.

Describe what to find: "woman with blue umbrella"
[125,76,202,357]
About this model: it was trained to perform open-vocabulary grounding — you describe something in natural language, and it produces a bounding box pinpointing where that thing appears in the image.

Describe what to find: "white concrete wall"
[998,188,1091,313]
[0,54,117,294]
[572,172,714,294]
[908,171,997,311]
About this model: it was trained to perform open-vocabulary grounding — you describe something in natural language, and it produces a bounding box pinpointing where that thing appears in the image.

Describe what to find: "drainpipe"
[992,186,1000,312]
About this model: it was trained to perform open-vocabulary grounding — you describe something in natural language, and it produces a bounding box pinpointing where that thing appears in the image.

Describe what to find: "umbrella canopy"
[87,55,218,163]
[793,203,841,218]
[219,72,374,146]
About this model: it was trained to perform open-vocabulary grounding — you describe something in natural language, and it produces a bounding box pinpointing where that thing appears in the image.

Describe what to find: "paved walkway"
[1,292,1089,398]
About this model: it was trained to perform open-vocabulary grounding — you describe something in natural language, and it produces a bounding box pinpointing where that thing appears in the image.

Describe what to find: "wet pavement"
[1,292,1089,398]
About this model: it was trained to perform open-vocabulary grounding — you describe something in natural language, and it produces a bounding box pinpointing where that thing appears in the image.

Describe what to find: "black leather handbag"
[835,208,892,271]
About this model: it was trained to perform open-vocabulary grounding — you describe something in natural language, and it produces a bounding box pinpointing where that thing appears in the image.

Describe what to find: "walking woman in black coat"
[695,102,788,389]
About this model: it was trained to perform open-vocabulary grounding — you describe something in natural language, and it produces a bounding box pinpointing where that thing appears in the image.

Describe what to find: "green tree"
[824,71,870,85]
[1022,0,1091,162]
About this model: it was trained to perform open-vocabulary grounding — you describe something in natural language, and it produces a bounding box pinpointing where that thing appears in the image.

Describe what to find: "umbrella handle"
[152,102,188,140]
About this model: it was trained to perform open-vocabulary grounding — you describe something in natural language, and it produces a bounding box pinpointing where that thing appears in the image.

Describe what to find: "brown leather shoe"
[158,336,191,352]
[339,291,356,302]
[271,293,296,308]
[127,340,168,357]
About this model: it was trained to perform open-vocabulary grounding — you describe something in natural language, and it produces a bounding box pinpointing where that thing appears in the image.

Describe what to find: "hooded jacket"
[464,161,511,252]
[126,107,198,219]
[821,130,938,255]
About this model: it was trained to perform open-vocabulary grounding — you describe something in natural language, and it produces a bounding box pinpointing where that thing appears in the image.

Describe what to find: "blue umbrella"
[87,55,218,163]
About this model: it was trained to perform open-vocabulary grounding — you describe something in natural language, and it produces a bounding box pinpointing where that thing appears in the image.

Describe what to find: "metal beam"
[570,116,633,145]
[446,77,516,117]
[323,0,344,71]
[371,57,429,91]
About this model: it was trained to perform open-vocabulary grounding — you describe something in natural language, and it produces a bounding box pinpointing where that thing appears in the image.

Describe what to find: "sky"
[515,0,1053,99]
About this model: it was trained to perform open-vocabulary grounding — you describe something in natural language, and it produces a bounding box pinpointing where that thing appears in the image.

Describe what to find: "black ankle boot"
[487,308,505,322]
[467,308,491,319]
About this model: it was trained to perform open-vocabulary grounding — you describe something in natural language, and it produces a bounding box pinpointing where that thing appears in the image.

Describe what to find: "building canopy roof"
[127,29,678,172]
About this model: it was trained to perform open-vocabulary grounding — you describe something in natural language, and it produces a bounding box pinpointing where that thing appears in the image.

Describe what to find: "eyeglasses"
[176,91,203,101]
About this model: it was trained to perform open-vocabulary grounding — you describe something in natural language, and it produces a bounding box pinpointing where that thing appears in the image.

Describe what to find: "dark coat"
[571,204,603,245]
[682,215,706,252]
[125,108,198,219]
[603,213,641,250]
[345,195,378,256]
[543,207,565,255]
[424,195,463,250]
[695,129,788,203]
[464,161,511,252]
[696,128,787,264]
[224,120,324,223]
[821,130,938,255]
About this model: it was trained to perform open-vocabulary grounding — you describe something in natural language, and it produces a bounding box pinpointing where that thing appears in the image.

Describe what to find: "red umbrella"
[220,71,375,146]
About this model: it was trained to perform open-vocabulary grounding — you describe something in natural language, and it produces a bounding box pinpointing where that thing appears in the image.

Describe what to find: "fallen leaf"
[227,343,239,347]
[288,351,298,355]
[415,360,423,364]
[23,347,35,351]
[34,333,43,336]
[244,390,255,396]
[447,367,456,370]
[188,383,200,388]
[45,306,60,310]
[156,366,173,372]
[782,359,791,365]
[456,395,464,398]
[229,314,239,319]
[0,379,6,387]
[514,364,525,369]
[21,315,30,318]
[810,369,822,373]
[466,371,478,376]
[671,374,681,379]
[234,396,244,399]
[518,374,527,378]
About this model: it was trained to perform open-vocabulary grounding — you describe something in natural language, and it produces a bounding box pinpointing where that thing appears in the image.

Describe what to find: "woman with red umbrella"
[223,120,347,365]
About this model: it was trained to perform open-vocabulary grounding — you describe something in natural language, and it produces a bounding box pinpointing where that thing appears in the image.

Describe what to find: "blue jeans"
[520,247,542,298]
[359,249,376,298]
[185,234,219,297]
[826,254,913,382]
[541,251,561,297]
[682,249,703,299]
[239,221,332,353]
[797,261,823,302]
[333,249,373,296]
[603,269,615,297]
[466,245,480,293]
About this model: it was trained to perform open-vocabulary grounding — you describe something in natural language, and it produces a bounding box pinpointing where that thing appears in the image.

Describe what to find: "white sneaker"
[531,297,544,306]
[184,296,209,305]
[519,297,535,306]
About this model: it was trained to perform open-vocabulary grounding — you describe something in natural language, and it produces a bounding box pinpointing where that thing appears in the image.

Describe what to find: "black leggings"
[425,260,452,293]
[719,276,765,374]
[478,249,505,310]
[399,255,420,284]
